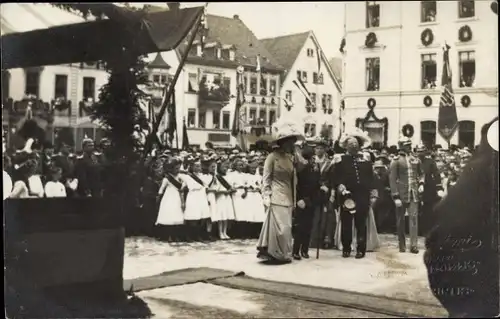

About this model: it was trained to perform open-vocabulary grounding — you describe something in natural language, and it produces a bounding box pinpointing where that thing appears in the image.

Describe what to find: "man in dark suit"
[292,144,321,260]
[74,137,103,197]
[310,138,336,249]
[372,158,394,233]
[415,143,443,236]
[332,130,378,259]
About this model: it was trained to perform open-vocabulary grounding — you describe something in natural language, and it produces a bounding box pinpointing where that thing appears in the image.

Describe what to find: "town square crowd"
[3,122,476,262]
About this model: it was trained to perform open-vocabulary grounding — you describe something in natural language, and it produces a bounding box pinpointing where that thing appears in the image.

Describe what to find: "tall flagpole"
[144,6,205,156]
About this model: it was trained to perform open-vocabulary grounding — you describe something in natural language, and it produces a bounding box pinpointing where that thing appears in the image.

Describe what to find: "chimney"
[233,14,239,20]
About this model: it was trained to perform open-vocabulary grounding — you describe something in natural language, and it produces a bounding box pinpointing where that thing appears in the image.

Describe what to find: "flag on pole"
[292,78,314,106]
[438,44,458,142]
[316,47,322,74]
[182,118,190,150]
[231,66,247,151]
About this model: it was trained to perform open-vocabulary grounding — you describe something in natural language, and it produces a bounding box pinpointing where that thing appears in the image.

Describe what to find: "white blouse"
[45,181,67,198]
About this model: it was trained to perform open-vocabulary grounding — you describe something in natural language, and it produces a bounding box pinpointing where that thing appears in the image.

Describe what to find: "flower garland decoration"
[461,95,471,107]
[458,25,472,42]
[402,124,414,138]
[423,96,433,107]
[421,28,434,46]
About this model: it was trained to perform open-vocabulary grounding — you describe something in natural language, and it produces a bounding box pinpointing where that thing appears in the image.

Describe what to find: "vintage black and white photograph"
[2,1,499,318]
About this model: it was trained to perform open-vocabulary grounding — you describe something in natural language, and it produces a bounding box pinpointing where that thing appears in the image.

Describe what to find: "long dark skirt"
[256,205,293,261]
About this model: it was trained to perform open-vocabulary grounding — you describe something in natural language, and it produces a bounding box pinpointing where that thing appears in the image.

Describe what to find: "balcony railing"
[198,81,231,104]
[3,97,53,124]
[51,97,72,117]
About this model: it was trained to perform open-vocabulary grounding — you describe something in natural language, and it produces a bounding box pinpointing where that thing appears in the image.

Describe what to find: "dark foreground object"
[424,118,500,318]
[3,197,145,318]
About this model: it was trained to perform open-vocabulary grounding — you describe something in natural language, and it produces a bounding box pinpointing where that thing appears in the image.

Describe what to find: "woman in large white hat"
[256,118,305,264]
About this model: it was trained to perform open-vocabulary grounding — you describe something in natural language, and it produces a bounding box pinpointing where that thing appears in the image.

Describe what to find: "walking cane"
[316,200,323,259]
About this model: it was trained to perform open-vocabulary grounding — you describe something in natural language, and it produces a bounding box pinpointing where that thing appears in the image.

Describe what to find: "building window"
[458,120,475,148]
[161,75,168,85]
[269,79,277,96]
[421,1,437,23]
[249,108,257,125]
[25,71,40,97]
[269,110,277,125]
[327,125,334,138]
[296,70,307,83]
[260,76,268,96]
[221,49,230,60]
[222,111,231,129]
[366,58,380,91]
[366,1,380,28]
[250,75,258,94]
[285,90,292,101]
[321,94,327,108]
[310,93,317,106]
[54,75,68,99]
[83,77,96,100]
[306,48,315,57]
[188,73,198,92]
[243,76,248,94]
[459,51,475,88]
[421,53,437,89]
[187,109,196,128]
[327,94,332,108]
[313,72,324,85]
[216,48,222,59]
[305,123,317,137]
[259,109,266,125]
[458,0,474,18]
[420,120,436,148]
[318,73,324,84]
[212,110,220,129]
[153,74,161,84]
[198,110,206,128]
[223,76,231,95]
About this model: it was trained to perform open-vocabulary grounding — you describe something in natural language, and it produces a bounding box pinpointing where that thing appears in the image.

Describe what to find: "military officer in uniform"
[415,142,443,236]
[74,136,103,197]
[332,129,378,259]
[389,137,424,254]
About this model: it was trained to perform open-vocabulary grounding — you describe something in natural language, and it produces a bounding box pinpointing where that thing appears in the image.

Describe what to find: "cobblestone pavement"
[124,234,439,306]
[137,283,396,318]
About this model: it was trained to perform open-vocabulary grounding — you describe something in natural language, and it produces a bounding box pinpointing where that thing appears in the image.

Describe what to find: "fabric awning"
[1,6,204,69]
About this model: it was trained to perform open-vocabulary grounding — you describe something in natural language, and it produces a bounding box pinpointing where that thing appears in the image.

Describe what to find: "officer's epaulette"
[76,154,84,159]
[94,151,102,156]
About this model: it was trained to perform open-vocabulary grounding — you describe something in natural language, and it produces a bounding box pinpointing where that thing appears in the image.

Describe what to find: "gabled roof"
[176,14,283,72]
[328,57,342,85]
[148,52,171,69]
[260,31,310,72]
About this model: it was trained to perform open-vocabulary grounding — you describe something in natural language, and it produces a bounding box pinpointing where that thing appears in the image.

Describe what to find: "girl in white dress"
[246,160,266,238]
[213,157,236,240]
[229,158,252,238]
[44,166,67,198]
[156,158,186,242]
[200,157,218,241]
[182,157,211,242]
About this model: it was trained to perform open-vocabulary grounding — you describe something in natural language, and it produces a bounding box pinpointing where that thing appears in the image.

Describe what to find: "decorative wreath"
[461,95,471,107]
[458,25,472,42]
[311,105,317,113]
[421,29,434,46]
[367,98,376,109]
[306,106,312,113]
[328,109,333,114]
[402,124,414,138]
[365,32,378,48]
[423,96,433,107]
